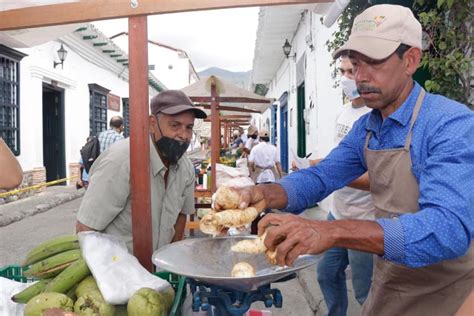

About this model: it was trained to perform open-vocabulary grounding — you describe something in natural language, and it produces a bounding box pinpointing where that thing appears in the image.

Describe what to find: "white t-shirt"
[248,142,279,183]
[245,137,259,150]
[332,103,374,220]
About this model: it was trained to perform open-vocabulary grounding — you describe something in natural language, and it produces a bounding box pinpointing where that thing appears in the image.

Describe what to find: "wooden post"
[223,122,229,148]
[210,77,219,193]
[129,16,153,271]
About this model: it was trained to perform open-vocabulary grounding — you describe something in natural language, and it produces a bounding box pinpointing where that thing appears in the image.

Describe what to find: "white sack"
[0,277,31,316]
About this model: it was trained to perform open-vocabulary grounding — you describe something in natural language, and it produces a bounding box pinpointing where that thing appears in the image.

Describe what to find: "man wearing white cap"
[248,129,282,184]
[215,5,474,315]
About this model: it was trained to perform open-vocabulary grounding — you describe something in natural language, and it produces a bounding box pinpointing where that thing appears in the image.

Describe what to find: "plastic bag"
[0,277,31,316]
[78,231,171,305]
[216,163,252,188]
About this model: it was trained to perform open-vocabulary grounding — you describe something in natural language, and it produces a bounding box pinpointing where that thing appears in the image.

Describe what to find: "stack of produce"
[199,186,278,277]
[11,234,175,316]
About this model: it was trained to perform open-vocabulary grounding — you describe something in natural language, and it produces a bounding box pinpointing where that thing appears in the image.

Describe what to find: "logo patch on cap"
[374,16,386,26]
[354,16,386,31]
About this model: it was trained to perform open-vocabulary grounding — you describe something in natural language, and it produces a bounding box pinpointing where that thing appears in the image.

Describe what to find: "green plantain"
[44,258,91,294]
[10,279,52,304]
[23,249,82,279]
[23,235,79,266]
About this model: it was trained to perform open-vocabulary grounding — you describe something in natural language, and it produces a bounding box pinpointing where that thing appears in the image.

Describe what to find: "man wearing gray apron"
[215,4,474,315]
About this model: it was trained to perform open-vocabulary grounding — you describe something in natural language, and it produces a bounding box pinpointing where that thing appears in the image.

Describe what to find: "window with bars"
[0,45,26,156]
[88,84,110,136]
[122,97,129,138]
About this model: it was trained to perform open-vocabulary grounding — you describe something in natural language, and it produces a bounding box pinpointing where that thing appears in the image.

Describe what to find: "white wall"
[17,40,129,176]
[258,12,342,170]
[255,11,343,211]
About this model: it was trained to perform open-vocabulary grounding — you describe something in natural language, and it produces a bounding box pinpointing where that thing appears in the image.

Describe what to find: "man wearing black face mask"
[76,90,207,253]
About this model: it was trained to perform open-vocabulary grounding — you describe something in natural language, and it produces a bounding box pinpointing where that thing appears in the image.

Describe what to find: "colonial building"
[0,24,166,200]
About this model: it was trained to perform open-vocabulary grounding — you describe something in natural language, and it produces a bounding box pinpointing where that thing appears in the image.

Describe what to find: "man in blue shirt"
[216,5,473,316]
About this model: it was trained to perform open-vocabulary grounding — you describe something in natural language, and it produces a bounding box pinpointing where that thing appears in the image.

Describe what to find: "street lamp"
[53,44,68,69]
[282,39,296,61]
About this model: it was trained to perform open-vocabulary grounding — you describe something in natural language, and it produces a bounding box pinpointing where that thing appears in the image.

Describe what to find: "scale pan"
[152,236,321,291]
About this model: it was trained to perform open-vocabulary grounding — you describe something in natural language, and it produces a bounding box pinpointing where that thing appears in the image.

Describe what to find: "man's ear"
[404,47,422,76]
[149,115,157,132]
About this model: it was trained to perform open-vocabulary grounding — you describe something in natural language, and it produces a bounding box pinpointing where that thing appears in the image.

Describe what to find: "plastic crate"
[154,270,187,316]
[0,265,187,316]
[0,265,33,283]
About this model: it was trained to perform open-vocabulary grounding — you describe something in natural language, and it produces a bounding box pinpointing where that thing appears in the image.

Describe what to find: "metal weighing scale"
[153,236,321,316]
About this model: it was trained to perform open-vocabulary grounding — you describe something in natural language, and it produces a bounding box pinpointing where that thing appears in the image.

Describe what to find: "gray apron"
[362,89,474,316]
[251,165,280,184]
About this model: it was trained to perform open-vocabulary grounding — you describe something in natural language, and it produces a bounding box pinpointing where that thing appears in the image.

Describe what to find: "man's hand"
[257,213,336,266]
[290,161,299,171]
[257,213,384,266]
[213,185,267,212]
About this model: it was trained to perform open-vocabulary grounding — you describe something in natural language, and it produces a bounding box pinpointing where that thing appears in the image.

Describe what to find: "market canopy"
[181,75,273,192]
[181,75,273,115]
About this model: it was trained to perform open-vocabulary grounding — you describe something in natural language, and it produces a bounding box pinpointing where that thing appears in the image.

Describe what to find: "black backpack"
[80,136,101,173]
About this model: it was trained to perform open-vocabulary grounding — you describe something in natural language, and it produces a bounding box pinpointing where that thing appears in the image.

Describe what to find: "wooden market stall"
[0,0,330,270]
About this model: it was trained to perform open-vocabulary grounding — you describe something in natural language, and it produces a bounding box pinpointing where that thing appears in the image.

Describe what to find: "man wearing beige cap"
[215,5,473,315]
[76,90,207,253]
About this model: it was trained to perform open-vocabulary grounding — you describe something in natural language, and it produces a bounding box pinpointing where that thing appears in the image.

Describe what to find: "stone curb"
[0,190,84,227]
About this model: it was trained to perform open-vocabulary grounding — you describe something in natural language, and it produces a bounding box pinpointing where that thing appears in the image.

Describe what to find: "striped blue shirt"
[279,82,474,268]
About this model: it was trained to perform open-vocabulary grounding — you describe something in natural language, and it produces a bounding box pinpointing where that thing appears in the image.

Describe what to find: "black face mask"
[154,118,190,164]
[250,134,258,139]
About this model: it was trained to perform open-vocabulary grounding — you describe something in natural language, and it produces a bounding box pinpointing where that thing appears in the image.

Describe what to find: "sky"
[92,7,259,73]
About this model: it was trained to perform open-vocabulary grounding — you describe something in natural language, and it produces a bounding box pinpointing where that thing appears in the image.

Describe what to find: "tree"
[326,0,473,108]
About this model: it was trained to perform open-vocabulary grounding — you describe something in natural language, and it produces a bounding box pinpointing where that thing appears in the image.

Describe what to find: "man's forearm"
[75,221,96,233]
[260,183,288,210]
[172,214,186,242]
[328,219,384,254]
[347,173,370,191]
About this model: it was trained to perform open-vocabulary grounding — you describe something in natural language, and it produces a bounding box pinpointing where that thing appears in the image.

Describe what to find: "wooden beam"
[205,119,250,123]
[129,16,153,271]
[199,104,261,114]
[206,115,251,120]
[218,97,272,104]
[190,96,271,104]
[223,122,229,148]
[0,0,331,31]
[210,78,219,193]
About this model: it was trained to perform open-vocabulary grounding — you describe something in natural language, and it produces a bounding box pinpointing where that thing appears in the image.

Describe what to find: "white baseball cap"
[333,4,422,60]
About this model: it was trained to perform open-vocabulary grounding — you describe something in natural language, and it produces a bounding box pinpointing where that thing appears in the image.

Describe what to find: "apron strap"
[404,89,425,150]
[364,87,425,154]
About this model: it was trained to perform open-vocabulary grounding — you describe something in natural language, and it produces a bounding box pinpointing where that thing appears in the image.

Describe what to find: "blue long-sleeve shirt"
[279,82,474,268]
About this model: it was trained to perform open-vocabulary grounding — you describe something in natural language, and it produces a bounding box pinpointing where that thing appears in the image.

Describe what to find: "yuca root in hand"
[215,186,240,210]
[199,207,258,236]
[199,212,224,236]
[230,232,278,265]
[231,262,256,277]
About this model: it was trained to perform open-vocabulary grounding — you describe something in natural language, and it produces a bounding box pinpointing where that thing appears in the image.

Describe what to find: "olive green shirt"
[77,138,195,252]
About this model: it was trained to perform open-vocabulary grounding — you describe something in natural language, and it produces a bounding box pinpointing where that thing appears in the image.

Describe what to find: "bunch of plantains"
[12,234,91,315]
